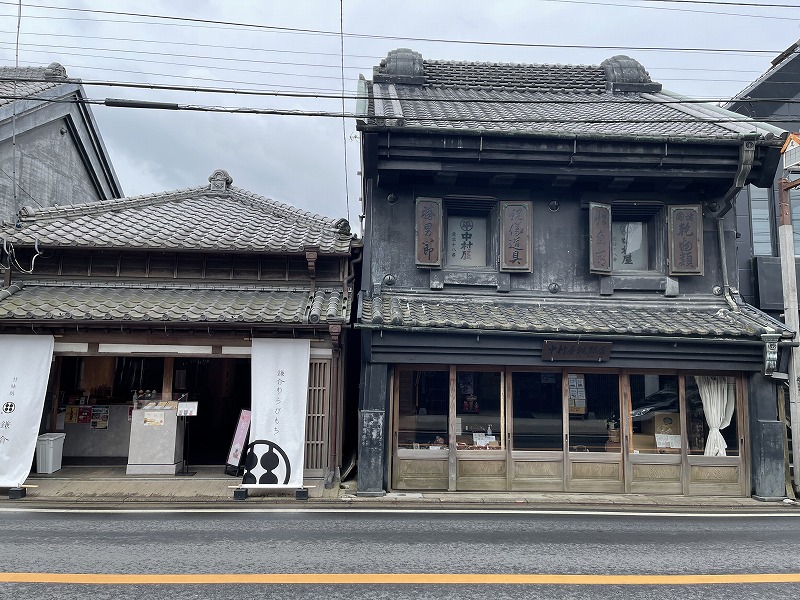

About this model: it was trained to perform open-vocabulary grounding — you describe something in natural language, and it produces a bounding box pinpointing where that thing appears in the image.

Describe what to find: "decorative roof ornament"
[373,48,426,85]
[44,62,67,79]
[600,55,662,93]
[208,169,233,194]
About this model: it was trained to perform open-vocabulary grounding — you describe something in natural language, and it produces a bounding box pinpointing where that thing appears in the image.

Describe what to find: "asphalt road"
[2,507,799,599]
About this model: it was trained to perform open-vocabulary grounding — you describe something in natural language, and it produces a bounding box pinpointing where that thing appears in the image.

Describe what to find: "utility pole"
[778,175,800,493]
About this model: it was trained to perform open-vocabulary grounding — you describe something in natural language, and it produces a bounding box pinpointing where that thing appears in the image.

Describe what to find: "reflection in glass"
[447,215,487,267]
[567,374,619,452]
[512,372,562,451]
[455,371,502,450]
[629,374,681,454]
[396,370,449,449]
[687,375,738,456]
[612,221,647,270]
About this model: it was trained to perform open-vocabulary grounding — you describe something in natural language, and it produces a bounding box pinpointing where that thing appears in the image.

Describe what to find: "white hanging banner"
[248,339,310,488]
[0,335,54,487]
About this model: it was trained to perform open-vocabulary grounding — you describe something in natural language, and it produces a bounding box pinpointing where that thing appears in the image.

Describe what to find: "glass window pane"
[687,375,738,456]
[568,373,619,452]
[512,372,563,451]
[447,215,487,267]
[612,222,647,270]
[397,370,449,449]
[629,374,681,454]
[749,185,771,256]
[455,371,502,450]
[791,188,800,256]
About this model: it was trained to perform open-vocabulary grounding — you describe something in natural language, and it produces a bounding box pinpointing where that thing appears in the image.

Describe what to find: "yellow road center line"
[1,573,800,585]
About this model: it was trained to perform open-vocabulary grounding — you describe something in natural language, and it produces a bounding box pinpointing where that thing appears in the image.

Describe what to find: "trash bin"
[36,433,66,474]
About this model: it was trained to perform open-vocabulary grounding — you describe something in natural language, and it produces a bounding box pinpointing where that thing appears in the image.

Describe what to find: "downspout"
[717,138,756,219]
[716,139,755,309]
[325,322,343,489]
[717,217,737,310]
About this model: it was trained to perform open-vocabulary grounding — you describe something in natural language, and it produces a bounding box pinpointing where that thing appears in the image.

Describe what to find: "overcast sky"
[0,0,798,224]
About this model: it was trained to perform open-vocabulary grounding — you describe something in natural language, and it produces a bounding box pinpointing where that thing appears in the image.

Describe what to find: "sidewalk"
[3,465,799,511]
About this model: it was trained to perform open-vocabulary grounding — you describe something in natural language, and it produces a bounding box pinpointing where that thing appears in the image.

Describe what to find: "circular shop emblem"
[460,218,474,232]
[2,402,15,413]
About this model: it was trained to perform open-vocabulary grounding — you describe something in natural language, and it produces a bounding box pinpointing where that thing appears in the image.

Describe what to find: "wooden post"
[48,356,62,432]
[778,178,800,493]
[162,356,174,401]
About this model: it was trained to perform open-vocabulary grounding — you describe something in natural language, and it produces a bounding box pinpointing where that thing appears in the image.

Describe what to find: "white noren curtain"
[695,375,735,457]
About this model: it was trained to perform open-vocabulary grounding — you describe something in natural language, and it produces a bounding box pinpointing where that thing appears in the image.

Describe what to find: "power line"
[4,92,799,126]
[8,76,800,106]
[0,36,775,76]
[539,0,800,20]
[0,39,366,71]
[339,0,350,223]
[0,29,384,61]
[0,2,792,54]
[0,29,775,75]
[4,75,800,104]
[622,0,800,7]
[0,43,361,82]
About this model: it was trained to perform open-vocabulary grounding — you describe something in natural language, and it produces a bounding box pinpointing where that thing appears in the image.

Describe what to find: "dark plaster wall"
[364,180,734,298]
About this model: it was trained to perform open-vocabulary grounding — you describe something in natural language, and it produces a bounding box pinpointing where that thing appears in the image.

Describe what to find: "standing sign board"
[177,402,199,417]
[249,339,310,488]
[226,409,251,468]
[0,335,54,487]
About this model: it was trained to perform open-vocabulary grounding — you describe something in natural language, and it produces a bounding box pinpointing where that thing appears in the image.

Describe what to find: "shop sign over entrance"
[0,335,54,487]
[541,340,612,362]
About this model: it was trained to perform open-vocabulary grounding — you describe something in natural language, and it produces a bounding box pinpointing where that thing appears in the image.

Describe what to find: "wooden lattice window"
[304,358,331,470]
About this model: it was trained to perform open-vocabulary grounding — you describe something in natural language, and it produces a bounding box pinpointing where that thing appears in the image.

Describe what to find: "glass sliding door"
[509,370,565,491]
[511,372,562,451]
[454,369,506,491]
[626,373,683,494]
[566,373,624,492]
[393,367,450,490]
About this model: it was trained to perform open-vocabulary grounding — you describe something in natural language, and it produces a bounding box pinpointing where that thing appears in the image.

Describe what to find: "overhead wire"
[5,75,800,106]
[0,2,796,53]
[537,0,800,20]
[0,2,793,224]
[2,91,798,126]
[339,0,350,223]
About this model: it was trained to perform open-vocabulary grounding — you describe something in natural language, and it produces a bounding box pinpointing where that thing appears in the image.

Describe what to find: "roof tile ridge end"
[230,186,339,226]
[18,184,208,221]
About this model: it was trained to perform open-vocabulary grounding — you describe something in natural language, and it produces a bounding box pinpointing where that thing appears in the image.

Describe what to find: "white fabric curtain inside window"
[695,376,735,456]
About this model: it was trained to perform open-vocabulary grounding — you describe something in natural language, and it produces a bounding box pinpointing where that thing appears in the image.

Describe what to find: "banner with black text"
[248,339,310,488]
[0,335,54,487]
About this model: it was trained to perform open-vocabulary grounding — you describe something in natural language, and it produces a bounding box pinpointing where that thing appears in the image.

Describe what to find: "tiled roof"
[0,63,72,108]
[422,61,607,93]
[1,171,353,254]
[361,50,784,142]
[360,292,786,340]
[0,281,346,325]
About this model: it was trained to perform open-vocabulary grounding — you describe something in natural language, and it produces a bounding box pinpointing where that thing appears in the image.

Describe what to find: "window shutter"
[415,197,442,268]
[589,202,612,274]
[668,205,704,275]
[500,201,532,272]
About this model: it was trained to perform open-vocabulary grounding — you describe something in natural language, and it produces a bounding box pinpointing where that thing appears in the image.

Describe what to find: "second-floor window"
[415,197,531,273]
[447,211,488,268]
[590,202,703,277]
[612,221,648,271]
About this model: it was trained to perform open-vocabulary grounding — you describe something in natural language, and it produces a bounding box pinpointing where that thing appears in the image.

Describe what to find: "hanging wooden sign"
[668,205,704,275]
[415,197,442,268]
[500,201,532,272]
[589,202,612,274]
[542,340,612,361]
